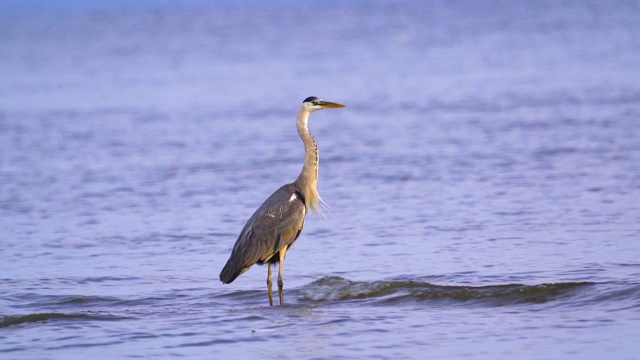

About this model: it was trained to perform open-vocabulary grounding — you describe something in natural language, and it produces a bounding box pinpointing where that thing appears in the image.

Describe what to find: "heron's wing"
[219,184,306,283]
[237,184,307,262]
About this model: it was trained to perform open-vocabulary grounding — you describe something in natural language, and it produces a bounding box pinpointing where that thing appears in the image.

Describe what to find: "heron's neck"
[293,108,322,215]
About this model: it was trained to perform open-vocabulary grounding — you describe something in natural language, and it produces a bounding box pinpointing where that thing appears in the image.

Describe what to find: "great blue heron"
[219,96,345,306]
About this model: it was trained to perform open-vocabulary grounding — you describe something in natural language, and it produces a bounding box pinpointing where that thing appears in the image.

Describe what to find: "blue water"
[1,1,640,358]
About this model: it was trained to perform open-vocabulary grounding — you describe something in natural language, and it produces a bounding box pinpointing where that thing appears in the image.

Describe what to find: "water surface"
[1,1,640,358]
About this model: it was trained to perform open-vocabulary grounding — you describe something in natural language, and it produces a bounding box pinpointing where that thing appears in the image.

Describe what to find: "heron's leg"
[267,263,274,306]
[277,245,288,305]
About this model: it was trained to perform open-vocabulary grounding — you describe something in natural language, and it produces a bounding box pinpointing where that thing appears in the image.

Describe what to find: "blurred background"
[1,0,639,358]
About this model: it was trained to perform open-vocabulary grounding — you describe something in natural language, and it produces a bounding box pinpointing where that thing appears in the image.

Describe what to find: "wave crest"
[297,276,595,306]
[0,312,120,328]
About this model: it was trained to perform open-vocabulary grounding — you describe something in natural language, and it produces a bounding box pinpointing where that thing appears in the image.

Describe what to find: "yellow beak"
[320,101,346,109]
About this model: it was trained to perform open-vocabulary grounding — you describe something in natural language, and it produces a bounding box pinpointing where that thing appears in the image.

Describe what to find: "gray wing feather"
[219,184,306,283]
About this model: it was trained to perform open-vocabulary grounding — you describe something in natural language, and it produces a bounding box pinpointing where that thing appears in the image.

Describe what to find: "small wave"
[8,294,124,309]
[0,312,120,328]
[297,276,596,307]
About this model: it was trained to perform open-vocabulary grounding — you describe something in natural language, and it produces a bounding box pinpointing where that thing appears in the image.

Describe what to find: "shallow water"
[1,1,640,358]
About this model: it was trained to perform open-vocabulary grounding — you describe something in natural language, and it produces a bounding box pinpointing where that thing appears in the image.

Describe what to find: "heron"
[219,96,345,306]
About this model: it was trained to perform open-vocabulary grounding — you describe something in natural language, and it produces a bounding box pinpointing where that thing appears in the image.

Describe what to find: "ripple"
[296,276,596,307]
[0,312,124,328]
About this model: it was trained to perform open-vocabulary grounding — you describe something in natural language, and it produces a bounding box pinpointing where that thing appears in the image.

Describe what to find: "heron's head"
[302,96,345,112]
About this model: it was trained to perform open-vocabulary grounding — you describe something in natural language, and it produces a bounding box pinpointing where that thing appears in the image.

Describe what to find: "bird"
[219,96,345,306]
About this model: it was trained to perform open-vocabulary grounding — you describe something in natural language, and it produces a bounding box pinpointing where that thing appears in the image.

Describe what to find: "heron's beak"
[320,101,346,109]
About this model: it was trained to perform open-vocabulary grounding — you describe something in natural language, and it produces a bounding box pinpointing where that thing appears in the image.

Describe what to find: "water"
[1,1,640,358]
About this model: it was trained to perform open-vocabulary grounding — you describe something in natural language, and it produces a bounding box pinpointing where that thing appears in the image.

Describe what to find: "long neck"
[293,108,322,215]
